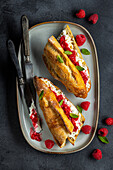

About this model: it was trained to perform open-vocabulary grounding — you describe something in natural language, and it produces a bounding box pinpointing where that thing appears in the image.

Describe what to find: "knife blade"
[8,40,42,133]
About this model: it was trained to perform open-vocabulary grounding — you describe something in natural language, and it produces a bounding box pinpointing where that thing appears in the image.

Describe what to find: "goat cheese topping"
[29,100,42,133]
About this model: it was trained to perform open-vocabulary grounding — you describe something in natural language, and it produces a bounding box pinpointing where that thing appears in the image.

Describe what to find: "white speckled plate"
[17,21,100,154]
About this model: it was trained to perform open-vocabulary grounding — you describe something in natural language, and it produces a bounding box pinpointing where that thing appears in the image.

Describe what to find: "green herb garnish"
[59,99,63,106]
[76,66,85,71]
[81,48,90,55]
[64,51,72,55]
[57,55,64,63]
[70,113,79,118]
[77,105,83,113]
[98,136,109,144]
[39,90,44,100]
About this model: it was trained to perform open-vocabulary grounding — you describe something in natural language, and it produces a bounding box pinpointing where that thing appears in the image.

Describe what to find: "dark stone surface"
[0,0,113,169]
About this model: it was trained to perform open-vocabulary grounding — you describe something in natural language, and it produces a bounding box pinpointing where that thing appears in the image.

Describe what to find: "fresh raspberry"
[61,103,71,116]
[76,34,86,46]
[81,125,92,134]
[72,117,78,125]
[105,118,113,125]
[88,14,98,24]
[98,128,108,137]
[73,126,78,132]
[92,149,102,160]
[69,51,77,65]
[80,71,88,84]
[80,101,90,111]
[59,35,65,44]
[56,95,63,102]
[76,9,86,18]
[30,128,42,141]
[45,139,54,149]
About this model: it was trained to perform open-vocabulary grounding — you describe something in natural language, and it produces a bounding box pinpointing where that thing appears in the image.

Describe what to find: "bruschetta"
[33,76,85,147]
[43,25,91,98]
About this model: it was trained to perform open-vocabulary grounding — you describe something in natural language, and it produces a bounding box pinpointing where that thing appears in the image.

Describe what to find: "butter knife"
[8,40,42,133]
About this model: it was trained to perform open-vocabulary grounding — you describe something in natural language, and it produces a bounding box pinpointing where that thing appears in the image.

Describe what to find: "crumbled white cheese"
[29,99,42,133]
[29,99,36,116]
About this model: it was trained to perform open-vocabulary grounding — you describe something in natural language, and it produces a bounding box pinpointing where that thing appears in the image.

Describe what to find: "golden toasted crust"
[43,36,88,98]
[64,25,91,92]
[68,114,85,145]
[33,76,74,148]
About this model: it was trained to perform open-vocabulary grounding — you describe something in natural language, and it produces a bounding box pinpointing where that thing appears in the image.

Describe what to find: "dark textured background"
[0,0,113,169]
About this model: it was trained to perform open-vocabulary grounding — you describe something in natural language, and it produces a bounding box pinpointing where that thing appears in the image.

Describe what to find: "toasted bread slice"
[43,35,87,98]
[33,76,74,148]
[33,76,85,147]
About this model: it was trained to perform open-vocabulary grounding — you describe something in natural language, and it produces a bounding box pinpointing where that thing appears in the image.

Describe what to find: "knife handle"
[22,15,30,61]
[8,40,24,85]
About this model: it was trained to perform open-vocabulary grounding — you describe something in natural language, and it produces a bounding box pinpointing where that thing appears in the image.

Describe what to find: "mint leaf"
[64,51,72,55]
[81,48,90,55]
[39,90,44,100]
[59,99,63,106]
[70,113,79,118]
[77,105,83,113]
[98,136,109,144]
[57,55,64,63]
[76,66,85,71]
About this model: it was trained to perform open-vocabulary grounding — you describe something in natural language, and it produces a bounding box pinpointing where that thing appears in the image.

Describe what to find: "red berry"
[73,126,78,132]
[61,103,71,115]
[98,128,108,137]
[69,51,77,65]
[56,94,63,102]
[72,118,79,127]
[88,14,98,24]
[80,101,90,111]
[92,149,102,160]
[59,35,65,44]
[45,139,54,149]
[81,125,92,134]
[76,34,86,46]
[30,128,41,141]
[80,71,88,85]
[76,9,85,19]
[105,117,113,125]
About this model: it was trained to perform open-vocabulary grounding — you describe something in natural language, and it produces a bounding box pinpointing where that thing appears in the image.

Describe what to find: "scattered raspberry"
[76,9,86,18]
[76,34,86,46]
[105,117,113,125]
[98,128,108,137]
[81,125,92,134]
[30,128,42,141]
[80,101,90,111]
[45,139,54,149]
[92,149,102,160]
[88,14,98,24]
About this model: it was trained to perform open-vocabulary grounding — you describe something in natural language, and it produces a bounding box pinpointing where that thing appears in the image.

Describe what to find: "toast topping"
[41,78,83,139]
[57,29,90,90]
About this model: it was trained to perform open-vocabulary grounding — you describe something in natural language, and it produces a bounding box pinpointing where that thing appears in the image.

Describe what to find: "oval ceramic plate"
[17,21,100,154]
